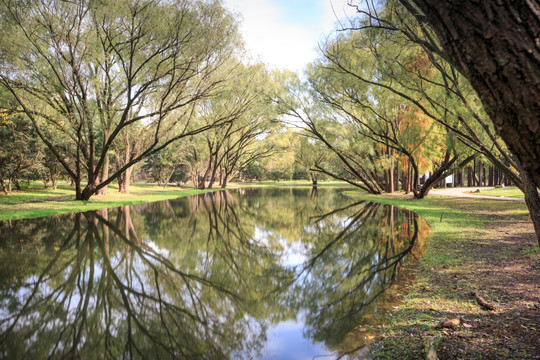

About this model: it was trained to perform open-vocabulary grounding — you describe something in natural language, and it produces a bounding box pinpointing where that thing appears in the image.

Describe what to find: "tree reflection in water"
[0,188,427,359]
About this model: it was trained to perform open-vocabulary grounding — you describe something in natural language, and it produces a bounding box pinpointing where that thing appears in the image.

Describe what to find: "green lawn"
[467,186,524,198]
[0,183,220,220]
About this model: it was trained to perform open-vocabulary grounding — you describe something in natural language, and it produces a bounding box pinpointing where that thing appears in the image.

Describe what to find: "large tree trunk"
[75,177,84,200]
[402,165,409,194]
[408,1,540,189]
[199,155,213,190]
[0,179,9,195]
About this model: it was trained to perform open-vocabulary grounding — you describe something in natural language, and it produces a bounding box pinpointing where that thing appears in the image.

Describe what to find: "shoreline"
[344,191,539,359]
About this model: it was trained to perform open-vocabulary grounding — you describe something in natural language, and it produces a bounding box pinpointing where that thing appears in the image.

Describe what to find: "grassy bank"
[467,186,524,198]
[344,191,539,359]
[0,183,220,221]
[0,180,347,221]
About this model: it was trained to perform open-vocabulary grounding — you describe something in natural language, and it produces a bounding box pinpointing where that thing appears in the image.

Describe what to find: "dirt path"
[431,187,525,202]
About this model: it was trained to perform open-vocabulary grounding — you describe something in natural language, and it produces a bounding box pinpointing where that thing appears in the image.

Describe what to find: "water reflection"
[0,188,427,359]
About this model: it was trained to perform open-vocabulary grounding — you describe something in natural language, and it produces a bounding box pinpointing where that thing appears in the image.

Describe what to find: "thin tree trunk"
[163,166,176,188]
[387,161,394,193]
[221,175,228,189]
[97,151,109,195]
[518,167,540,246]
[199,155,213,190]
[404,163,410,194]
[12,178,20,191]
[479,162,484,186]
[208,162,220,189]
[119,166,133,194]
[310,172,318,186]
[394,165,399,191]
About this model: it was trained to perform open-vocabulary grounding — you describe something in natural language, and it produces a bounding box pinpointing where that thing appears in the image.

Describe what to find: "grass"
[0,180,347,221]
[343,191,538,359]
[0,183,221,220]
[467,186,524,198]
[343,192,527,268]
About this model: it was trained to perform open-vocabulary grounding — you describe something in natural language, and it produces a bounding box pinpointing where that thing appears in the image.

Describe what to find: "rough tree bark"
[408,1,540,189]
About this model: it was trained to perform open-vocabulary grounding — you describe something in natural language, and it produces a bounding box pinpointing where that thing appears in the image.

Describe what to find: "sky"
[224,0,358,73]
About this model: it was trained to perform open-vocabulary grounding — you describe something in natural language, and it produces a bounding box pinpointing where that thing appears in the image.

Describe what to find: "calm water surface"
[0,188,427,359]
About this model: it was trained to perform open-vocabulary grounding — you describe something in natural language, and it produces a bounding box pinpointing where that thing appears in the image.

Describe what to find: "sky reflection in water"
[0,187,427,359]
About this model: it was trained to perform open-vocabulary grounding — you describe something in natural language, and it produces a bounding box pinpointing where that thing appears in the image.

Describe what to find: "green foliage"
[0,0,242,199]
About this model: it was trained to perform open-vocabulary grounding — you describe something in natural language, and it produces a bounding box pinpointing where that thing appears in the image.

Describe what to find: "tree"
[0,110,41,194]
[309,36,472,198]
[276,76,387,193]
[295,136,327,186]
[0,0,240,200]
[399,1,540,190]
[193,63,281,189]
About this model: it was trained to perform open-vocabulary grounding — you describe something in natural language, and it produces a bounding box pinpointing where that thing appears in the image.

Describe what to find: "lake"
[0,187,427,359]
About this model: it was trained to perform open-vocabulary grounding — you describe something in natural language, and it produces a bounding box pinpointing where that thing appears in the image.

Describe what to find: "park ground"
[1,183,539,359]
[346,190,540,359]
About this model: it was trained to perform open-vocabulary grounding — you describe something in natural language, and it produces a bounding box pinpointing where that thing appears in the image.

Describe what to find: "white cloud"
[225,0,358,73]
[226,0,317,73]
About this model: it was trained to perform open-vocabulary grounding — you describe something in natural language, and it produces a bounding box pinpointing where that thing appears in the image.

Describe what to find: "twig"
[471,291,496,311]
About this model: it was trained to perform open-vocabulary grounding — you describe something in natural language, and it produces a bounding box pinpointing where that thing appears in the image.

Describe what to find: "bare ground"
[435,213,539,359]
[366,195,540,359]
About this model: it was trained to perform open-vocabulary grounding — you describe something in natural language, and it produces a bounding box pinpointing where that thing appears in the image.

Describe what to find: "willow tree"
[276,75,387,194]
[193,63,281,189]
[310,34,473,199]
[0,0,240,199]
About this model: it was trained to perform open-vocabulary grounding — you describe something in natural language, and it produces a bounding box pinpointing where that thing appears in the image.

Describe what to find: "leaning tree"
[345,0,540,244]
[397,1,540,190]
